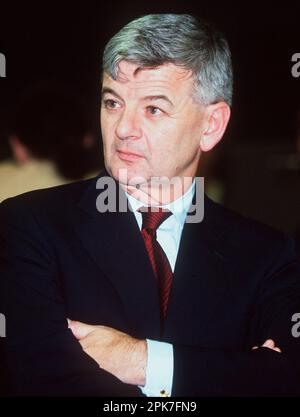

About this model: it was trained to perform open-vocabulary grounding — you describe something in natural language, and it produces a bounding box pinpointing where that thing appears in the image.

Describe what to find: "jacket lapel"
[74,171,161,339]
[74,171,238,343]
[164,195,238,343]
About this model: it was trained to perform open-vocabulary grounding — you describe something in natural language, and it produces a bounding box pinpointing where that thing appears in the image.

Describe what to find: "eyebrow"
[101,87,123,101]
[101,87,174,107]
[142,95,174,107]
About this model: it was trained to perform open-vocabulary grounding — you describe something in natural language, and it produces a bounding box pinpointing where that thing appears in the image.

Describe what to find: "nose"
[115,107,142,140]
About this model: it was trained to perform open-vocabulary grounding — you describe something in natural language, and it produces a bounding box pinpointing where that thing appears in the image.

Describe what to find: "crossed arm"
[67,319,282,391]
[1,199,300,396]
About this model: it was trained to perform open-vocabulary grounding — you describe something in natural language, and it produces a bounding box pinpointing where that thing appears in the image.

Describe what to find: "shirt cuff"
[138,338,174,397]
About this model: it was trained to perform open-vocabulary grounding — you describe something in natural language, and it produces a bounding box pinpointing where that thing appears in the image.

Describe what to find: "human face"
[101,61,206,191]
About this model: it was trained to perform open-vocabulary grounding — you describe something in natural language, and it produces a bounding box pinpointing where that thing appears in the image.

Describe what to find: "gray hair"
[102,14,233,106]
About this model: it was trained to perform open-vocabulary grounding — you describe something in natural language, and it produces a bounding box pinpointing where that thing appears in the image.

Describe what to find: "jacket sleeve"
[0,197,143,397]
[171,236,300,396]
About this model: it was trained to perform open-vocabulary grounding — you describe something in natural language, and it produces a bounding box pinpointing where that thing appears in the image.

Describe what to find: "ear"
[9,135,30,164]
[200,102,231,152]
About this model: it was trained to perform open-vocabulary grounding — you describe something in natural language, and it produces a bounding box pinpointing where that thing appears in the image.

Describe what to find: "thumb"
[68,320,96,339]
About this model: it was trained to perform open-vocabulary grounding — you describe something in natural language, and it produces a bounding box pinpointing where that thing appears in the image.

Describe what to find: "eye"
[147,106,163,116]
[102,99,121,110]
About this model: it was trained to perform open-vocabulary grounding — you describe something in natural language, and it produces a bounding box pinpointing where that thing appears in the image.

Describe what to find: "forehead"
[102,61,194,97]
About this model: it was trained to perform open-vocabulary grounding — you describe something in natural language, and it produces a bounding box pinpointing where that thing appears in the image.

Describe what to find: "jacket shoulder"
[205,195,291,249]
[0,176,97,220]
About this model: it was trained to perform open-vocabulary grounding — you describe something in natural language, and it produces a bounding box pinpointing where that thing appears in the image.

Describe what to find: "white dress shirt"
[125,180,195,397]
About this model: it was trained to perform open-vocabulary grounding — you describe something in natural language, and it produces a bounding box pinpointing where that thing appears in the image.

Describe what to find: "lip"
[117,150,144,161]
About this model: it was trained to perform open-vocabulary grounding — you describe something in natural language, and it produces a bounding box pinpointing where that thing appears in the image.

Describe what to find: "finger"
[68,320,96,339]
[273,347,282,353]
[252,346,258,350]
[79,338,90,350]
[262,339,275,348]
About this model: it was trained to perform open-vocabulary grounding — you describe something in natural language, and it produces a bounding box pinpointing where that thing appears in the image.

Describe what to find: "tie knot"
[139,207,172,231]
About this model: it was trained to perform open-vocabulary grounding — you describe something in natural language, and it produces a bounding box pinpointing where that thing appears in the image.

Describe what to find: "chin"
[106,163,142,185]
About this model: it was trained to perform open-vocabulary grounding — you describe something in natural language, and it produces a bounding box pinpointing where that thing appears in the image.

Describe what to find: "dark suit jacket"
[1,170,300,396]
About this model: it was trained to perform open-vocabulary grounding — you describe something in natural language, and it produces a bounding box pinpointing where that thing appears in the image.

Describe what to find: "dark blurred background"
[0,1,299,245]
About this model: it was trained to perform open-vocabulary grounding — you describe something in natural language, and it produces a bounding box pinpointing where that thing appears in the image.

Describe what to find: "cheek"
[143,122,182,166]
[146,119,177,147]
[100,111,107,131]
[101,119,115,151]
[101,111,115,134]
[146,130,172,163]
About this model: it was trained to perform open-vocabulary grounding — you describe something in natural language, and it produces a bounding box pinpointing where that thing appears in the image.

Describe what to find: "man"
[1,14,300,397]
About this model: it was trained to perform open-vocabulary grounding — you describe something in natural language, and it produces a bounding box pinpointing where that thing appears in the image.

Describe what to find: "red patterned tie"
[139,207,173,322]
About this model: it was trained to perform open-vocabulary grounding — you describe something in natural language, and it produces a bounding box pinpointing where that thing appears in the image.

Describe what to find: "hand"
[68,320,147,386]
[252,339,282,353]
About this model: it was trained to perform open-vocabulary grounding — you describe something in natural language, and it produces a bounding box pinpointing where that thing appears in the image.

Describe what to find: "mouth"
[116,149,144,162]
